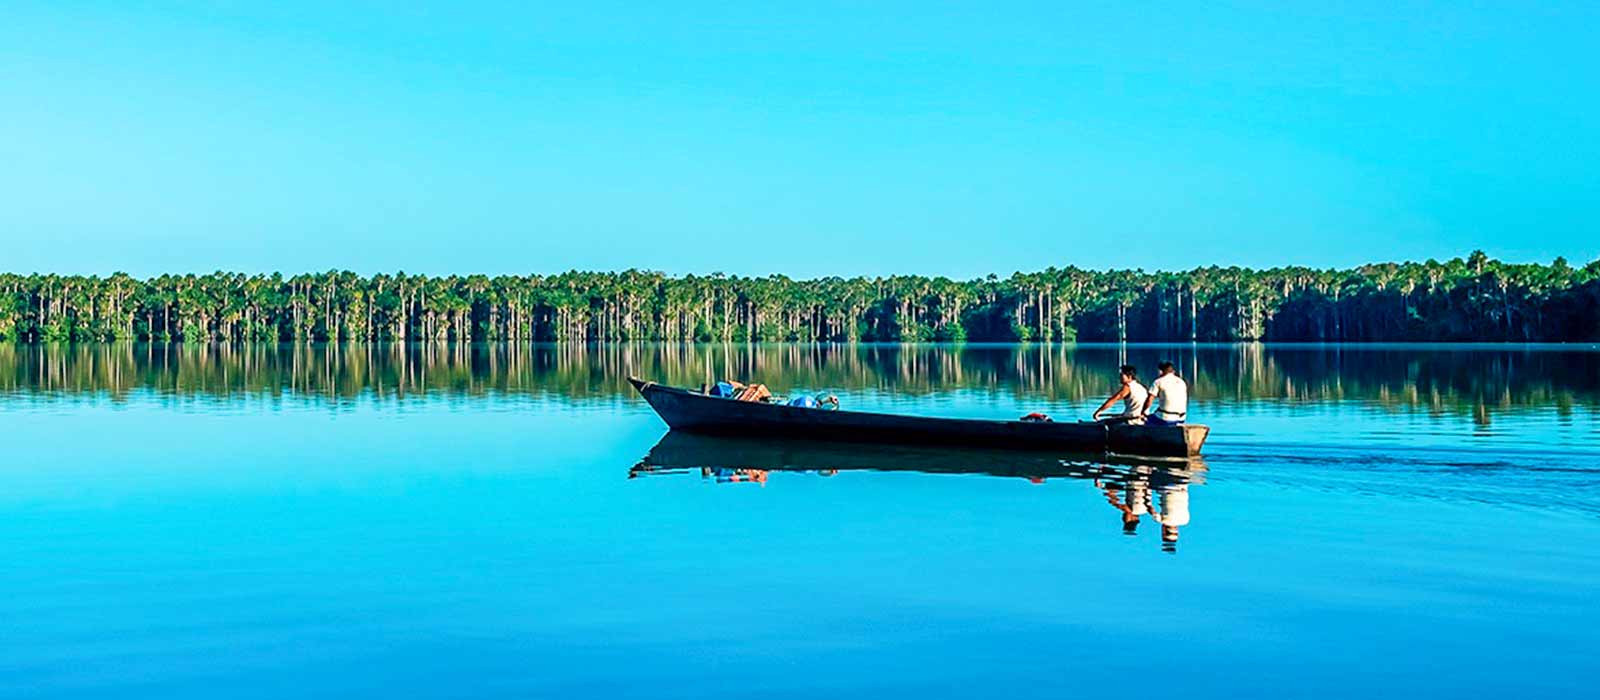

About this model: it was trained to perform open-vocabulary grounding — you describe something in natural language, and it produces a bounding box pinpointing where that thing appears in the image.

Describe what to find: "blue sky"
[3,1,1596,277]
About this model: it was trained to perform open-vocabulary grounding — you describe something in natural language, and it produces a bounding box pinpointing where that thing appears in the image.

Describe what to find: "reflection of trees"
[0,344,1595,422]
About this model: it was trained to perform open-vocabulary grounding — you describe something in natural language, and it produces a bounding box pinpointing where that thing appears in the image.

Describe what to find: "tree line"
[2,251,1596,343]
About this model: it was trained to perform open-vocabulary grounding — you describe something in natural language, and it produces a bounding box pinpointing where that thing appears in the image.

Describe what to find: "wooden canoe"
[628,377,1209,459]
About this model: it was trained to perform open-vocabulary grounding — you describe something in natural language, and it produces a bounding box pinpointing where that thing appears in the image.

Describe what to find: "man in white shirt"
[1142,361,1189,426]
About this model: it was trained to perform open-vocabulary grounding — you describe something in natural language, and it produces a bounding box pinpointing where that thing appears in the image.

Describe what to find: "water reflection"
[3,343,1596,424]
[631,432,1207,552]
[1095,465,1194,552]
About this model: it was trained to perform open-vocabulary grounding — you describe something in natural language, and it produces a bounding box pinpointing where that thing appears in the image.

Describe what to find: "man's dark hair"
[1157,361,1176,374]
[1119,364,1137,379]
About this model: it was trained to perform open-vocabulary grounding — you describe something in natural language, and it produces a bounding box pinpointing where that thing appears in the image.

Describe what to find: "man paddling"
[1091,364,1148,423]
[1142,361,1189,426]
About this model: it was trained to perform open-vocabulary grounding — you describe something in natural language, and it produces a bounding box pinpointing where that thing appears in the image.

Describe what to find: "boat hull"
[629,377,1208,458]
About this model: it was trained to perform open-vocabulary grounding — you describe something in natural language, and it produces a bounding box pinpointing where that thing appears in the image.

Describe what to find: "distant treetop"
[2,252,1596,343]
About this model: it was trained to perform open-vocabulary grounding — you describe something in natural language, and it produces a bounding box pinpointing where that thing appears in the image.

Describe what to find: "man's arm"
[1142,382,1158,414]
[1092,386,1129,419]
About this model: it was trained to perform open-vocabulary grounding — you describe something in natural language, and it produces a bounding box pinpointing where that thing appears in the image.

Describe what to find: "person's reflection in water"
[1148,468,1192,553]
[1096,465,1194,552]
[1095,470,1149,535]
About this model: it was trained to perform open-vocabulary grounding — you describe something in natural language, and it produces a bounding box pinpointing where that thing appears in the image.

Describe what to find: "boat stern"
[1182,424,1210,457]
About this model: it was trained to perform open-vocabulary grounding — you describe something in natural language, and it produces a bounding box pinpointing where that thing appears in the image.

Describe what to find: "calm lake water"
[3,343,1598,698]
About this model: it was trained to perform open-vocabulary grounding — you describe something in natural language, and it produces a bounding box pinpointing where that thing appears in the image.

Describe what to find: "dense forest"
[2,251,1596,342]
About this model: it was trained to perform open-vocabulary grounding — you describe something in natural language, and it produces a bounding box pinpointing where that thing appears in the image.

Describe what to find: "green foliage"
[0,252,1596,343]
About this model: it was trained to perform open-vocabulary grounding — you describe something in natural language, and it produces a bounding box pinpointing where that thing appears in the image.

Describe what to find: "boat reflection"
[631,432,1207,552]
